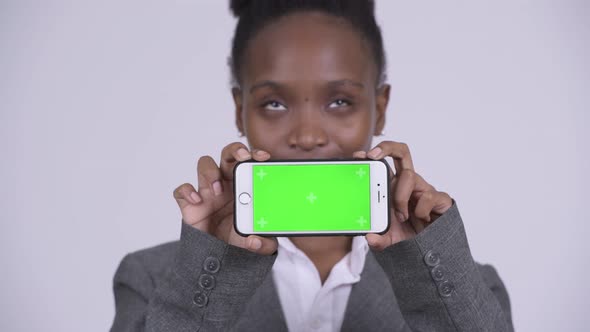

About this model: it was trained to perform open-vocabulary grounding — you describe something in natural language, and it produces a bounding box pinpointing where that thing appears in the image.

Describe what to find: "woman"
[110,1,514,331]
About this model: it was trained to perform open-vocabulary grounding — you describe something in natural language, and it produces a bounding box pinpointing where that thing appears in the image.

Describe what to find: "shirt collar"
[277,236,369,278]
[349,236,369,277]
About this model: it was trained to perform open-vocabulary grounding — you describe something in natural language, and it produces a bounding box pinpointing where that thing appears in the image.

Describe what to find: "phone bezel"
[233,159,391,237]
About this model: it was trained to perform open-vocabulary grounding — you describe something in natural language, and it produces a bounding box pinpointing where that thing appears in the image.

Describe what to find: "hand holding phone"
[357,142,454,252]
[172,143,278,254]
[233,159,391,236]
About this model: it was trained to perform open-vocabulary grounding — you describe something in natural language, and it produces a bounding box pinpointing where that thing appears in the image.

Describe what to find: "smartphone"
[233,159,390,236]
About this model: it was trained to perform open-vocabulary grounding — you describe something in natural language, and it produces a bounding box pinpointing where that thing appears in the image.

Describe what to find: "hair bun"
[230,0,252,18]
[367,0,375,14]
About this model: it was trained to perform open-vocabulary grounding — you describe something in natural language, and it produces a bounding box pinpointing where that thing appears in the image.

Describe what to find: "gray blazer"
[110,200,514,331]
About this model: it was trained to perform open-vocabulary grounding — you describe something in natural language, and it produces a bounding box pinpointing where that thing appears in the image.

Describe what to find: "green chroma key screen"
[252,163,371,232]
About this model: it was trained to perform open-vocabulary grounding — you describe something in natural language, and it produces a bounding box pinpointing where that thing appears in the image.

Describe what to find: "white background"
[1,1,588,331]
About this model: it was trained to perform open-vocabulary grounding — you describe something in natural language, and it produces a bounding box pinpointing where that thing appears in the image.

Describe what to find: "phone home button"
[238,192,251,205]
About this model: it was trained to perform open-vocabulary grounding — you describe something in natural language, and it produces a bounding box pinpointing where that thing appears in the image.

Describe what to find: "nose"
[287,110,328,152]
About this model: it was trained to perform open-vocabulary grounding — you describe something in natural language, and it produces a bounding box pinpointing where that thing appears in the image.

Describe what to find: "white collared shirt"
[272,236,369,332]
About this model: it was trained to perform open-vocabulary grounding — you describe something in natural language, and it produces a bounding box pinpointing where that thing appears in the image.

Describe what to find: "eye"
[328,99,351,109]
[262,100,287,112]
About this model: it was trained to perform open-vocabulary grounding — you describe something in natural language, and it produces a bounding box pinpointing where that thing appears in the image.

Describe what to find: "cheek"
[328,112,375,152]
[243,110,287,150]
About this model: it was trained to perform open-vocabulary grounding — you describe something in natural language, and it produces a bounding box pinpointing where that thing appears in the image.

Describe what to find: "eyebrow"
[326,79,365,90]
[249,79,365,94]
[249,80,280,94]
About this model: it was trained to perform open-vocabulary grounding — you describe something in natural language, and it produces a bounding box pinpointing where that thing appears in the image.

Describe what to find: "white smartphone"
[233,159,391,236]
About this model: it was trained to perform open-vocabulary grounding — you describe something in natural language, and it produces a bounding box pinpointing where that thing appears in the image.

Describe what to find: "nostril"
[287,126,329,151]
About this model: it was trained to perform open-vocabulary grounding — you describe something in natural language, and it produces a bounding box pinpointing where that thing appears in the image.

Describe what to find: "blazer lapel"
[233,272,288,331]
[341,252,409,331]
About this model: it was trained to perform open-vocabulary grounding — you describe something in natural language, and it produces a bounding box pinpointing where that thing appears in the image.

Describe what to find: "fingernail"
[368,147,382,159]
[190,192,202,204]
[353,151,366,159]
[256,150,268,157]
[212,181,223,196]
[395,211,406,222]
[237,148,250,161]
[250,238,262,251]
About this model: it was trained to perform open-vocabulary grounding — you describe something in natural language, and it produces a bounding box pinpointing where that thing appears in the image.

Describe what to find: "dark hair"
[228,0,387,87]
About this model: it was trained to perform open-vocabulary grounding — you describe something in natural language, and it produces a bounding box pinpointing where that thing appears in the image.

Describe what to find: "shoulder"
[476,263,506,290]
[129,240,179,270]
[113,240,180,289]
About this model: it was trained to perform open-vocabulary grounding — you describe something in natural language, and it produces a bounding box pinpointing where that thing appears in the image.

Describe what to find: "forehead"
[241,12,376,87]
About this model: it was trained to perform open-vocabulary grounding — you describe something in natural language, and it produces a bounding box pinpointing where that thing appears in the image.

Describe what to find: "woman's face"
[233,11,390,159]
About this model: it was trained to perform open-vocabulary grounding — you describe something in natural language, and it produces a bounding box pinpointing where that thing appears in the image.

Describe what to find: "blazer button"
[193,291,209,307]
[204,257,220,273]
[199,274,216,290]
[438,280,454,297]
[424,250,441,267]
[430,265,445,281]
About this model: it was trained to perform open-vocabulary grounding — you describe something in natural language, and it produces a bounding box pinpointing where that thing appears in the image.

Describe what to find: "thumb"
[366,233,390,252]
[245,235,278,256]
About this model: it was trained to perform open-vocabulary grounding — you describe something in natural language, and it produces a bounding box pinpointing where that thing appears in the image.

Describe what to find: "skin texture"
[173,12,453,283]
